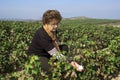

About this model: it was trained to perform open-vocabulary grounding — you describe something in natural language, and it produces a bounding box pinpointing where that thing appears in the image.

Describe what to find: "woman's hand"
[70,61,84,72]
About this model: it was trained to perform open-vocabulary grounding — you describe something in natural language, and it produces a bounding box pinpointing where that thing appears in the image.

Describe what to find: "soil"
[111,72,120,80]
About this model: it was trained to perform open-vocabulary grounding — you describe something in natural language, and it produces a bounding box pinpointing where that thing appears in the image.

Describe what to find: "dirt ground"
[101,22,120,28]
[112,73,120,80]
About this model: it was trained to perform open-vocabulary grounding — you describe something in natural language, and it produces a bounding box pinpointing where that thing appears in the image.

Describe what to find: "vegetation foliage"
[0,19,120,80]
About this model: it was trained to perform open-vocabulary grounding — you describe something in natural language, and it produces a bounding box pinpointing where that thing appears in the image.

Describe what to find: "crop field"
[0,19,120,80]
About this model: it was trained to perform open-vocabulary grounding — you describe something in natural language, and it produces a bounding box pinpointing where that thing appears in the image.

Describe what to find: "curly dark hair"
[42,10,62,25]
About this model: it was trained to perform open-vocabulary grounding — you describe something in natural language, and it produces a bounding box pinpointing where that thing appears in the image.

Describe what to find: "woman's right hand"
[70,61,84,72]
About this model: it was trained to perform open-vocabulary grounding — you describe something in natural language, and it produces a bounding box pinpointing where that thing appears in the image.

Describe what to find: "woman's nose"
[54,25,58,28]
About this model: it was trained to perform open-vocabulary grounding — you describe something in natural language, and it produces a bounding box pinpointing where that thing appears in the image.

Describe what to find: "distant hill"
[61,16,120,26]
[64,16,90,20]
[0,18,41,21]
[63,16,120,21]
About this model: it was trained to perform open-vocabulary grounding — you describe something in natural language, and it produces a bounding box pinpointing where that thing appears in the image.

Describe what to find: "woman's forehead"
[50,19,59,24]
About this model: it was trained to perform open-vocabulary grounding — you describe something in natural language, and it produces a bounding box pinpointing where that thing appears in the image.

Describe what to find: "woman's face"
[47,19,59,32]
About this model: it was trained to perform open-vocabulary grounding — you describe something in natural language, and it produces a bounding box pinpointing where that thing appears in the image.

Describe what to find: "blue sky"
[0,0,120,20]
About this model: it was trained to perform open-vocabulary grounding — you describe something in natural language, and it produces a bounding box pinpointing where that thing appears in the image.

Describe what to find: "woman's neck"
[43,25,56,41]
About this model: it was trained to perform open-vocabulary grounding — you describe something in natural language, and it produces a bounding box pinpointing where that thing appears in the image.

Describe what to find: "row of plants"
[0,20,120,80]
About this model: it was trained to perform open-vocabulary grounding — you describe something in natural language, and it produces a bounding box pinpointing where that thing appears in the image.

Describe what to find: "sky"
[0,0,120,20]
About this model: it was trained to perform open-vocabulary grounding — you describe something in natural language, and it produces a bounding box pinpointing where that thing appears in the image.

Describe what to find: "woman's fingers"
[71,61,84,72]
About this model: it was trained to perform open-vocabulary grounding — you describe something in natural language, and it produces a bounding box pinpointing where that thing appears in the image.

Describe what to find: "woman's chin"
[52,30,56,32]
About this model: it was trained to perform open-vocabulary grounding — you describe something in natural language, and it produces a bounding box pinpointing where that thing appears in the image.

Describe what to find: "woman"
[28,10,84,72]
